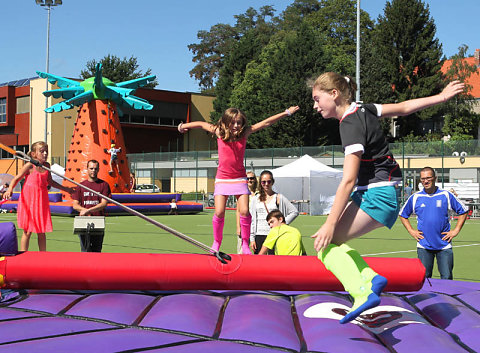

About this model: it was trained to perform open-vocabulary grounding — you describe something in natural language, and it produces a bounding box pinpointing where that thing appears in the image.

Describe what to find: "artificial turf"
[1,210,478,282]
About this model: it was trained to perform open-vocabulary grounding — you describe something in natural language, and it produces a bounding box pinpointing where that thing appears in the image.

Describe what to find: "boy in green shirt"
[259,210,306,256]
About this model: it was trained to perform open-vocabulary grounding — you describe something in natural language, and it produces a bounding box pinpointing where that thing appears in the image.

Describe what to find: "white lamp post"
[35,0,63,142]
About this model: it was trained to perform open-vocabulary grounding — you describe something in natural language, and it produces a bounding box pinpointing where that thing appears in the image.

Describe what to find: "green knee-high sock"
[340,244,388,302]
[339,244,377,283]
[319,244,386,324]
[318,244,372,309]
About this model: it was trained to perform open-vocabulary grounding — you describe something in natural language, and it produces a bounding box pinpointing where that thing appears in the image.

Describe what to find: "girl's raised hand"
[286,106,300,115]
[178,122,188,134]
[441,80,465,101]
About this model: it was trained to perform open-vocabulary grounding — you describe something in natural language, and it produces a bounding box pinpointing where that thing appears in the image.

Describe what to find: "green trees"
[80,55,158,88]
[442,45,480,140]
[188,6,277,92]
[189,0,479,146]
[229,24,332,148]
[370,0,444,137]
[192,0,368,147]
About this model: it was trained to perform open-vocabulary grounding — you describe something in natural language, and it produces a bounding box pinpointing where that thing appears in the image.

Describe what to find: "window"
[119,113,129,123]
[16,96,29,114]
[173,169,207,177]
[137,170,151,178]
[131,115,145,124]
[145,116,160,125]
[0,98,6,123]
[120,101,188,127]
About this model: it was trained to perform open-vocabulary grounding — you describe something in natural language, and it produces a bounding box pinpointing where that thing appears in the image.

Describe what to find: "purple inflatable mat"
[0,279,478,352]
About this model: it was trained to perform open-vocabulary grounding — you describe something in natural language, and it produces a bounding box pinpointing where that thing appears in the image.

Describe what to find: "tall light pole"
[35,0,63,142]
[356,0,361,102]
[63,115,71,166]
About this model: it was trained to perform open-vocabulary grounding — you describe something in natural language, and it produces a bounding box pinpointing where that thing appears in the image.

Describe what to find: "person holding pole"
[72,159,111,252]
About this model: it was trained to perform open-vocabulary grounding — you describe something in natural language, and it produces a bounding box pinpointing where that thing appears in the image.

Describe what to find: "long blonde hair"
[311,72,357,106]
[215,108,248,141]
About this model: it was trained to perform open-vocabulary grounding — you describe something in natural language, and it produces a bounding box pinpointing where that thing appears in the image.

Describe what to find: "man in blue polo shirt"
[400,167,468,279]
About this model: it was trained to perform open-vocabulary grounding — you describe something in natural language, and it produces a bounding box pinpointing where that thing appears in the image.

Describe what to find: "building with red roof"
[441,48,480,114]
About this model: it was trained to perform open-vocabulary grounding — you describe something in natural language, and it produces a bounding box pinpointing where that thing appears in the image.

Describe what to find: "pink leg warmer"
[239,215,252,255]
[212,215,225,252]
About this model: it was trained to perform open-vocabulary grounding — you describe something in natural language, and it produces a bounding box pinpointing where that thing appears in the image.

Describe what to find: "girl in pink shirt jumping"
[178,106,299,254]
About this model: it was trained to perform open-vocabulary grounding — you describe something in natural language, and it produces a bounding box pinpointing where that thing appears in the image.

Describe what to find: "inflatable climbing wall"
[65,100,130,193]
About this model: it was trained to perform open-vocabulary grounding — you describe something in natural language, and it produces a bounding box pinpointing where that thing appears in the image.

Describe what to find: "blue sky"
[1,0,477,93]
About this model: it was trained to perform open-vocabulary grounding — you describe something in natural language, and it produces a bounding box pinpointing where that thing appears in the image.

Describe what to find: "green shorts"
[351,185,400,229]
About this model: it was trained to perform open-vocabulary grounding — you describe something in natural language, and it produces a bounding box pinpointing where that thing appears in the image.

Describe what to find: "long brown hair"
[311,72,357,106]
[258,170,274,202]
[215,108,248,141]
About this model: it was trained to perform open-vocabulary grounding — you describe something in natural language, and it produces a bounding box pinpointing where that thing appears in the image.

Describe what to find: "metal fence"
[125,139,480,203]
[49,139,480,169]
[127,139,480,164]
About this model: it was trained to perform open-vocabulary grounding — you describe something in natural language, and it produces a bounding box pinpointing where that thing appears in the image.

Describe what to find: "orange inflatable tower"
[66,100,130,193]
[37,64,155,195]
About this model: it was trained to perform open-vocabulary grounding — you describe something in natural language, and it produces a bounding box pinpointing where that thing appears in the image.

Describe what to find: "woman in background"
[250,170,298,254]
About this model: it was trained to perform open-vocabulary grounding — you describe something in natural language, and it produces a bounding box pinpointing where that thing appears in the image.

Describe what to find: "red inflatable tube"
[0,252,425,291]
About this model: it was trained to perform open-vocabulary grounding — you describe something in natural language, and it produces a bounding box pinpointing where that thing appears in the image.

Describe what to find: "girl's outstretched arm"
[249,106,299,135]
[49,179,74,195]
[381,81,464,117]
[45,163,74,194]
[2,162,33,200]
[178,121,216,134]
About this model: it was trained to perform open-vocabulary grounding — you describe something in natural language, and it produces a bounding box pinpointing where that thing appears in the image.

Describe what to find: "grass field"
[2,210,479,282]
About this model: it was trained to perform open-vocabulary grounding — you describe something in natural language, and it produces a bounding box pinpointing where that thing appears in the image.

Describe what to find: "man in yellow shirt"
[259,210,306,256]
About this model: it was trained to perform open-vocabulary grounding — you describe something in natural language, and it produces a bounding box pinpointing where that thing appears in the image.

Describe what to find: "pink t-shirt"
[216,137,247,179]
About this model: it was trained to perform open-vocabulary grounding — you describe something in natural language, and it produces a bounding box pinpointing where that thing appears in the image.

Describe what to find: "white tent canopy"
[271,155,342,215]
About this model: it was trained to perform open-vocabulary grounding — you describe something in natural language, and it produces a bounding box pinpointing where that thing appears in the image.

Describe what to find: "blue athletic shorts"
[351,185,400,229]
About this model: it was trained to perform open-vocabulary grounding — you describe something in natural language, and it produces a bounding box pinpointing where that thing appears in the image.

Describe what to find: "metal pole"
[402,141,405,203]
[29,87,33,146]
[15,134,19,174]
[173,151,176,192]
[153,152,156,188]
[36,0,63,143]
[0,144,230,262]
[356,0,361,102]
[441,140,444,188]
[44,4,51,143]
[195,150,198,202]
[63,116,71,167]
[332,145,335,168]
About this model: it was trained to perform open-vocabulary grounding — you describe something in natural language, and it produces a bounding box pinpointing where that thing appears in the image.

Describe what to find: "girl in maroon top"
[179,106,299,254]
